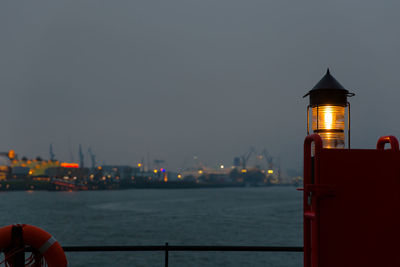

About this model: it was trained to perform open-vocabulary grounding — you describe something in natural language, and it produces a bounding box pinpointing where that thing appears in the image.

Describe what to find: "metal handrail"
[23,244,303,267]
[60,245,303,252]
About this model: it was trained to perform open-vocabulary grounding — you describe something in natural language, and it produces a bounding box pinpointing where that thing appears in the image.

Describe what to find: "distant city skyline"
[8,144,283,173]
[1,0,400,173]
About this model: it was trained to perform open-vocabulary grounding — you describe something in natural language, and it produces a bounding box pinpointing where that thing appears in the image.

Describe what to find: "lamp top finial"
[303,69,354,105]
[303,69,348,97]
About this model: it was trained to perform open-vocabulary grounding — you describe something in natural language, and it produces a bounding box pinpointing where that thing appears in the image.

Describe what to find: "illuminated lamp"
[303,69,355,148]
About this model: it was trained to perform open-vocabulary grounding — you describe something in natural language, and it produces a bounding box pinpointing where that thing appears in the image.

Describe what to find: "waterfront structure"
[303,70,400,266]
[0,147,293,190]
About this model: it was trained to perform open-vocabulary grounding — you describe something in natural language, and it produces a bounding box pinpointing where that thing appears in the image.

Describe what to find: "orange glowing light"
[8,150,15,160]
[61,163,79,168]
[311,105,346,148]
[312,105,344,131]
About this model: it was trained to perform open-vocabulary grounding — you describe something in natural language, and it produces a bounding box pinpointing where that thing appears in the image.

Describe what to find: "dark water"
[0,187,302,266]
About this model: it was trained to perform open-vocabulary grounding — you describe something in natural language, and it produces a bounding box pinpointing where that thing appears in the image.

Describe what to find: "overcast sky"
[1,0,400,172]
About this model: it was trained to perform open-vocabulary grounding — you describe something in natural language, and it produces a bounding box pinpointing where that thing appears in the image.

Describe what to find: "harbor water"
[0,187,302,266]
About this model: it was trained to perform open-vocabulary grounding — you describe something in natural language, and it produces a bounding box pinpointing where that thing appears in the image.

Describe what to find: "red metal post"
[303,134,400,267]
[303,134,322,267]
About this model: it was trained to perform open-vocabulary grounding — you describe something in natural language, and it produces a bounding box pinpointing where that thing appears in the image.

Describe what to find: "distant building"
[46,167,89,180]
[11,167,30,179]
[101,165,138,181]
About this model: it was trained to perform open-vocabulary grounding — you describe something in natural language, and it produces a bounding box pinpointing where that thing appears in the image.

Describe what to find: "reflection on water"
[0,187,302,266]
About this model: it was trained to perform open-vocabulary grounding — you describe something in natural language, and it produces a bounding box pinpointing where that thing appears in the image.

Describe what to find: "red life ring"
[0,224,67,267]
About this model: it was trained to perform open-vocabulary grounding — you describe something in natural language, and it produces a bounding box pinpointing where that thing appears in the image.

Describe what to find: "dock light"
[267,169,274,174]
[137,163,142,167]
[8,150,15,160]
[304,69,354,148]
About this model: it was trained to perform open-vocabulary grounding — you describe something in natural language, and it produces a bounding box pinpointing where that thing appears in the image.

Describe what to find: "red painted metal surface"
[376,135,399,151]
[303,134,400,267]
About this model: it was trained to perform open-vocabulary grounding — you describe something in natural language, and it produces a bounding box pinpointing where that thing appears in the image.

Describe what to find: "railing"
[54,244,303,267]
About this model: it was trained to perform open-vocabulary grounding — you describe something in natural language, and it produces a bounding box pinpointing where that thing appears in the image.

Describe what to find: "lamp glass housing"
[311,105,346,148]
[304,69,354,149]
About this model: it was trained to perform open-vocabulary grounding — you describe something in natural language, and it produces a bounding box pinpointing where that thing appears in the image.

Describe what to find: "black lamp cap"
[303,69,354,106]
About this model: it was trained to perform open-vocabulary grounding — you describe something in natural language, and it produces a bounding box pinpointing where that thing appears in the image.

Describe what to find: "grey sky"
[1,0,400,171]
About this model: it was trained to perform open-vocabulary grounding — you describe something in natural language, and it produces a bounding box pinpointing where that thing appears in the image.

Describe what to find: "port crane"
[49,144,55,161]
[261,149,282,183]
[79,144,84,168]
[261,149,274,172]
[87,147,96,169]
[241,147,256,170]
